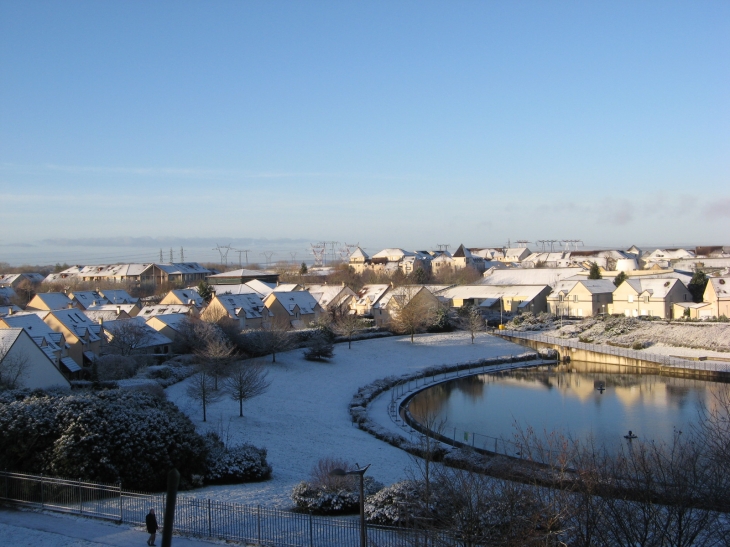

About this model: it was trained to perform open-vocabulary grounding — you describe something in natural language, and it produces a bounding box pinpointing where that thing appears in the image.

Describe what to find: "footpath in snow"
[0,508,224,547]
[165,332,527,507]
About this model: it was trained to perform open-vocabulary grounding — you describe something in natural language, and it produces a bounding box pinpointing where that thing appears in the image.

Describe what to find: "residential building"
[610,278,692,319]
[263,291,323,329]
[548,279,615,317]
[68,290,109,310]
[440,285,551,316]
[351,284,391,317]
[0,328,70,390]
[26,292,74,311]
[302,284,356,315]
[102,317,172,355]
[0,273,45,288]
[85,303,140,318]
[703,277,730,319]
[42,308,103,366]
[145,313,190,343]
[206,268,280,285]
[379,285,443,327]
[99,289,138,305]
[201,293,266,329]
[159,289,206,311]
[138,304,199,319]
[348,247,371,274]
[481,267,585,288]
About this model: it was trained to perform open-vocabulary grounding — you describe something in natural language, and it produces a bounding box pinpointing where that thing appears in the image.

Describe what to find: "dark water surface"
[408,362,727,450]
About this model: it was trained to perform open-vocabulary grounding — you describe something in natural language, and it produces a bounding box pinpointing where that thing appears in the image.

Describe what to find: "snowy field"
[165,332,526,508]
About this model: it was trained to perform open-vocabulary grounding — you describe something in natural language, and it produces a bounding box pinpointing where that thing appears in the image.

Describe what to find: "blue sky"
[1,1,728,264]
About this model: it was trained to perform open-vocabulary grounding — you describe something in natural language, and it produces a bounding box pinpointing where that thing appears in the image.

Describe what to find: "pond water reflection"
[408,362,727,449]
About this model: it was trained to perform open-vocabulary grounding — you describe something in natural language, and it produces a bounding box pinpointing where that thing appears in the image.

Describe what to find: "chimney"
[7,308,13,315]
[116,305,121,315]
[98,317,103,325]
[67,302,74,309]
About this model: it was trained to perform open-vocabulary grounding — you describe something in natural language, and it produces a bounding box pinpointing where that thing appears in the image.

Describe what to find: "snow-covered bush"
[291,476,383,515]
[145,362,196,388]
[365,480,427,525]
[203,432,272,484]
[96,354,139,381]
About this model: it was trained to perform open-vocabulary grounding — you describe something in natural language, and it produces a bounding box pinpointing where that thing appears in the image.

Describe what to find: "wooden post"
[161,469,180,547]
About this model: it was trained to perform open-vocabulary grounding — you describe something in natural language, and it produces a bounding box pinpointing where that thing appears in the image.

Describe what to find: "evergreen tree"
[588,262,602,279]
[613,271,628,287]
[299,262,308,275]
[688,270,708,303]
[197,280,213,303]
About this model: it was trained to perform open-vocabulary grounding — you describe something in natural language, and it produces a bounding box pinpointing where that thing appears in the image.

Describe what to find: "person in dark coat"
[146,508,158,546]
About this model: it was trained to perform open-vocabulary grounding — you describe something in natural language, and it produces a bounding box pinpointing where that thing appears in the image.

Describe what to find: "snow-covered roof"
[245,279,278,298]
[2,312,66,348]
[69,290,108,309]
[266,291,319,316]
[43,266,84,283]
[155,262,212,275]
[623,278,685,298]
[207,268,277,279]
[349,247,370,260]
[85,303,139,314]
[48,309,102,342]
[441,284,549,301]
[99,289,138,304]
[103,318,173,348]
[0,305,23,317]
[452,244,472,259]
[355,284,391,306]
[216,293,266,320]
[145,313,190,331]
[0,287,16,303]
[165,289,205,308]
[139,304,195,318]
[302,284,353,309]
[573,279,617,294]
[708,277,730,298]
[211,284,260,296]
[0,328,22,348]
[372,248,416,260]
[480,267,585,287]
[29,292,73,310]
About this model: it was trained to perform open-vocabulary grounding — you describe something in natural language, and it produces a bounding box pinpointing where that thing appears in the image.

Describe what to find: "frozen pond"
[408,361,727,452]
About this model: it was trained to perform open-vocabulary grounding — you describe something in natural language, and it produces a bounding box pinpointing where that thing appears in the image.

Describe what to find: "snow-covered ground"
[165,332,526,508]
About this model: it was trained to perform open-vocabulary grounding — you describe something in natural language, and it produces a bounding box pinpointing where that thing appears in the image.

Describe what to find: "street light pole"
[330,463,371,547]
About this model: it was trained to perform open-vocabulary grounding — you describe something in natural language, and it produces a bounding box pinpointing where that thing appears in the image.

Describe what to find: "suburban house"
[379,285,443,327]
[703,277,730,319]
[521,252,573,269]
[201,293,266,329]
[159,289,206,311]
[206,268,280,285]
[44,263,212,287]
[145,313,190,343]
[348,247,371,274]
[102,317,172,356]
[0,273,45,288]
[26,292,74,311]
[351,284,391,317]
[302,284,356,316]
[610,278,692,319]
[672,301,714,320]
[496,247,532,263]
[440,285,551,316]
[547,279,616,317]
[0,305,23,317]
[0,312,78,375]
[263,291,323,329]
[370,249,432,276]
[0,328,71,390]
[211,279,300,299]
[42,308,103,366]
[68,290,109,310]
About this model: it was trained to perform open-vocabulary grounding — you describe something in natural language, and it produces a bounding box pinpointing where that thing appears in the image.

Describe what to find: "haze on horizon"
[1,1,728,266]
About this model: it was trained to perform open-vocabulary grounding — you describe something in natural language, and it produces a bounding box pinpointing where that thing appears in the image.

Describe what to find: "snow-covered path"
[165,332,526,507]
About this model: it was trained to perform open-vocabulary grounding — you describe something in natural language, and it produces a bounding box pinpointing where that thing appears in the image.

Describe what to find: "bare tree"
[461,305,484,344]
[222,360,271,417]
[0,343,29,390]
[333,314,365,349]
[103,320,155,356]
[389,286,438,343]
[245,321,293,363]
[186,370,222,422]
[195,336,237,389]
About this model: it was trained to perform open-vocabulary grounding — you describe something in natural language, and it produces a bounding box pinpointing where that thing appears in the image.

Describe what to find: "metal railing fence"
[0,471,460,547]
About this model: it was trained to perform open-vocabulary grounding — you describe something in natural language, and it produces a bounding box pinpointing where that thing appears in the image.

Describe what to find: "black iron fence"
[498,330,730,373]
[0,471,459,547]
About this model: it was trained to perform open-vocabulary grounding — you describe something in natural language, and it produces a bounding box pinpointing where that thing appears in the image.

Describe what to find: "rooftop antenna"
[212,244,232,267]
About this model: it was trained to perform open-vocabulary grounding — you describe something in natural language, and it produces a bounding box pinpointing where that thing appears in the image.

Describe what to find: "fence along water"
[0,471,455,547]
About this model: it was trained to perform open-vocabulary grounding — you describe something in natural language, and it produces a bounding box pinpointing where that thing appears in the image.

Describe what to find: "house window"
[628,295,634,303]
[559,295,563,302]
[644,296,649,303]
[573,295,578,302]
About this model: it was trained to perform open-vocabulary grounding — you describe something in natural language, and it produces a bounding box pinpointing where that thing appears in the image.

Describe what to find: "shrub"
[365,480,427,525]
[96,354,139,381]
[632,341,645,350]
[203,432,272,484]
[303,334,335,361]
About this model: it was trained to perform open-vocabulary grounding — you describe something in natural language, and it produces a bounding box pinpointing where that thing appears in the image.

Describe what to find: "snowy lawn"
[165,332,525,508]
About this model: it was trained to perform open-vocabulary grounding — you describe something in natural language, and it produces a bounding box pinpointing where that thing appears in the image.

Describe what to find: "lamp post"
[330,463,371,547]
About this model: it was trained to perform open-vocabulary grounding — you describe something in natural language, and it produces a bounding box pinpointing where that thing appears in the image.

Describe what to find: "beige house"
[68,290,108,310]
[26,292,74,311]
[99,289,139,305]
[0,328,70,390]
[102,317,172,355]
[159,289,206,311]
[548,279,615,317]
[145,313,190,343]
[348,247,371,275]
[43,309,103,366]
[440,285,551,316]
[138,304,199,319]
[379,286,443,327]
[0,273,45,289]
[0,312,79,376]
[85,303,139,318]
[351,284,391,317]
[302,284,356,316]
[610,278,691,319]
[672,302,714,320]
[263,291,323,329]
[703,277,730,319]
[201,293,266,329]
